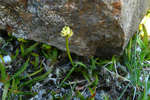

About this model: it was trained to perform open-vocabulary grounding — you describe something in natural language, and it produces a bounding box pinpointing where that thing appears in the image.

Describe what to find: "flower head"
[61,26,73,37]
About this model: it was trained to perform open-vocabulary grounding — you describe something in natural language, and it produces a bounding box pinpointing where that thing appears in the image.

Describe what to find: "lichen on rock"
[0,0,150,57]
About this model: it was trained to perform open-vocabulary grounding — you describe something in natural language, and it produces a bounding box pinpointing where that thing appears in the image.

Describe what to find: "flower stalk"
[61,26,75,68]
[66,36,75,68]
[59,26,75,87]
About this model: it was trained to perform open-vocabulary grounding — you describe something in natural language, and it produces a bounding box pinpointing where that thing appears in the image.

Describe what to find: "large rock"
[0,0,150,57]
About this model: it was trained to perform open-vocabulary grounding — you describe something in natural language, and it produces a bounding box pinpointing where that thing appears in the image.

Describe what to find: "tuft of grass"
[123,24,149,100]
[42,47,58,65]
[20,43,39,58]
[4,58,30,83]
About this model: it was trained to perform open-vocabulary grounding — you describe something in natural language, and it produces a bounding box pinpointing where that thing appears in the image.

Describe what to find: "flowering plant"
[59,26,75,86]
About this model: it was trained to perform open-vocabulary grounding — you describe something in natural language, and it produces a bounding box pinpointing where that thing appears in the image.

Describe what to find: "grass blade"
[134,32,138,85]
[18,69,52,89]
[25,43,39,56]
[59,67,75,87]
[91,57,99,75]
[127,38,132,61]
[88,87,96,100]
[76,90,86,100]
[2,81,10,100]
[82,71,90,83]
[11,48,19,61]
[20,44,25,58]
[109,56,115,71]
[0,62,6,82]
[42,50,50,59]
[140,48,148,63]
[67,80,78,100]
[118,83,130,100]
[75,62,87,69]
[18,68,44,80]
[9,90,37,96]
[0,55,5,63]
[137,38,145,49]
[137,54,148,100]
[4,58,29,83]
[52,48,58,62]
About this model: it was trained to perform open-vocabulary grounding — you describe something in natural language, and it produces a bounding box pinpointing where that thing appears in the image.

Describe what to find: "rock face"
[0,0,150,57]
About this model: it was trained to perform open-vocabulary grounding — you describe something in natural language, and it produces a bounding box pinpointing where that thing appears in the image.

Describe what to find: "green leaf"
[20,44,25,57]
[99,60,110,65]
[31,52,39,57]
[31,56,38,70]
[75,62,87,69]
[125,37,132,61]
[88,80,97,87]
[11,78,15,90]
[91,57,99,75]
[0,55,5,63]
[140,48,148,63]
[18,69,52,89]
[42,50,50,59]
[42,44,51,50]
[88,87,95,100]
[95,75,98,87]
[9,90,37,96]
[25,43,39,56]
[67,81,78,100]
[59,67,75,87]
[7,79,18,98]
[109,56,115,71]
[0,62,6,82]
[118,83,130,100]
[124,63,133,74]
[137,38,145,49]
[52,48,58,62]
[76,90,86,100]
[4,58,29,83]
[89,87,94,95]
[2,81,10,100]
[138,24,149,63]
[11,48,19,61]
[18,68,44,80]
[82,71,90,83]
[92,58,99,68]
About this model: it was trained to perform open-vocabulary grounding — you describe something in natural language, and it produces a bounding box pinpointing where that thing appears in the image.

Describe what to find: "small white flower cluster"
[61,26,73,37]
[0,55,11,64]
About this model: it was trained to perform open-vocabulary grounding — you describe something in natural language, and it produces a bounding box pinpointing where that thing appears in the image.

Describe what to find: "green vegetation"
[0,11,150,100]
